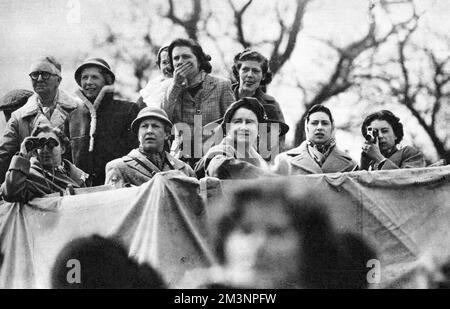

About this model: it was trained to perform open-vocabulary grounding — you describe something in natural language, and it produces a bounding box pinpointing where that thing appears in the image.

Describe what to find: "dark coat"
[1,155,87,203]
[69,92,140,186]
[273,141,358,175]
[104,149,195,187]
[233,85,286,155]
[233,85,285,124]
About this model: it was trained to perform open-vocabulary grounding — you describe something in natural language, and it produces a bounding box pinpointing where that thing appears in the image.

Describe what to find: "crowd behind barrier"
[0,37,447,289]
[0,166,448,288]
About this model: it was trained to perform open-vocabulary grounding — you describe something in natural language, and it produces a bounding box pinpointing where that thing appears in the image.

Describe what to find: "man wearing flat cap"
[105,107,195,188]
[70,58,140,186]
[0,56,82,184]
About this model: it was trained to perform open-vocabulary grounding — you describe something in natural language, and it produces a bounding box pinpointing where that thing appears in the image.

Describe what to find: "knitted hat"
[74,58,115,86]
[131,107,173,134]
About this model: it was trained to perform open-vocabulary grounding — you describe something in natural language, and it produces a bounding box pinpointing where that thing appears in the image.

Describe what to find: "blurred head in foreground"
[211,182,377,289]
[51,235,167,289]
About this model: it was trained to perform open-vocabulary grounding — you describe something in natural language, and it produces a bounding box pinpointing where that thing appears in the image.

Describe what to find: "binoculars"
[25,137,59,152]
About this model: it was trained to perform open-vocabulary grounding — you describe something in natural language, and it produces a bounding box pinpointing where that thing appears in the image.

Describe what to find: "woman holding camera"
[1,124,88,203]
[360,110,425,170]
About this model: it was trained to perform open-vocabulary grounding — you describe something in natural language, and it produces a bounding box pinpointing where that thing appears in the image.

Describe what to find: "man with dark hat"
[70,58,140,186]
[105,107,195,188]
[0,89,34,122]
[0,56,82,184]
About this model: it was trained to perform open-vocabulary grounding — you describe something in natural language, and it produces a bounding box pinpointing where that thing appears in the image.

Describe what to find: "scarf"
[139,148,167,171]
[307,138,336,167]
[36,91,59,121]
[75,85,115,152]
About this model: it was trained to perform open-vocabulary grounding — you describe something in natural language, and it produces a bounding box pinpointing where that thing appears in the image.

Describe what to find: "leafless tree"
[353,20,450,162]
[292,0,422,146]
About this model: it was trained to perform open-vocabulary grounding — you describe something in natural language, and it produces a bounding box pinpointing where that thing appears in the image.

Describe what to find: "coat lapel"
[199,75,217,102]
[287,142,323,174]
[124,149,161,178]
[321,147,356,173]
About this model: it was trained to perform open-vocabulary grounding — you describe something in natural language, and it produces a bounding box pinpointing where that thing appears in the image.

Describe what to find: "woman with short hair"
[232,49,287,152]
[360,110,425,170]
[1,124,87,203]
[162,38,235,167]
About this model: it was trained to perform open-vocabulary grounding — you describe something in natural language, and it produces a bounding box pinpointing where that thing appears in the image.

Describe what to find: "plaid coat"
[162,73,235,160]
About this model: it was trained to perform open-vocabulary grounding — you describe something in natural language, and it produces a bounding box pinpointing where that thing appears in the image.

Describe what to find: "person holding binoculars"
[0,124,88,203]
[360,110,425,170]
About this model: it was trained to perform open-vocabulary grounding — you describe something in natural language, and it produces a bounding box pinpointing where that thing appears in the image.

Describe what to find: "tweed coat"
[360,145,425,170]
[273,141,358,175]
[1,155,87,203]
[0,90,81,184]
[105,148,195,188]
[162,72,235,160]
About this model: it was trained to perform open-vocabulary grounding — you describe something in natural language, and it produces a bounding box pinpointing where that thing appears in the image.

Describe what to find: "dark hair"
[306,104,334,125]
[168,38,212,73]
[232,49,273,86]
[361,110,404,144]
[337,232,378,289]
[156,46,169,69]
[51,235,167,289]
[212,183,344,288]
[31,124,70,149]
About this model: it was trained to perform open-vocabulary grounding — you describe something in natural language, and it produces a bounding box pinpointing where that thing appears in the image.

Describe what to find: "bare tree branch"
[227,0,253,48]
[165,0,202,41]
[269,0,310,75]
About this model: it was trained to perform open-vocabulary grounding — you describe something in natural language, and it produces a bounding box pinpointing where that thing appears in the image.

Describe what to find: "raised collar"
[129,149,186,171]
[20,89,79,118]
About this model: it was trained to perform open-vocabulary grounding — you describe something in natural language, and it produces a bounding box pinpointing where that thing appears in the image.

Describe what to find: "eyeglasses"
[29,71,58,80]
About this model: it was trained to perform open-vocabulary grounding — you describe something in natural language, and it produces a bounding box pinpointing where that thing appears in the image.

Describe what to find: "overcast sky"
[1,0,448,159]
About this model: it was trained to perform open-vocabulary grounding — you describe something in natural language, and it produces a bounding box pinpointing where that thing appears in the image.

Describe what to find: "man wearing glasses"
[0,56,81,184]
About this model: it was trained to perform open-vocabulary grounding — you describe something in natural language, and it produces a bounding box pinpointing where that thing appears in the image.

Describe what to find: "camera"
[364,127,379,143]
